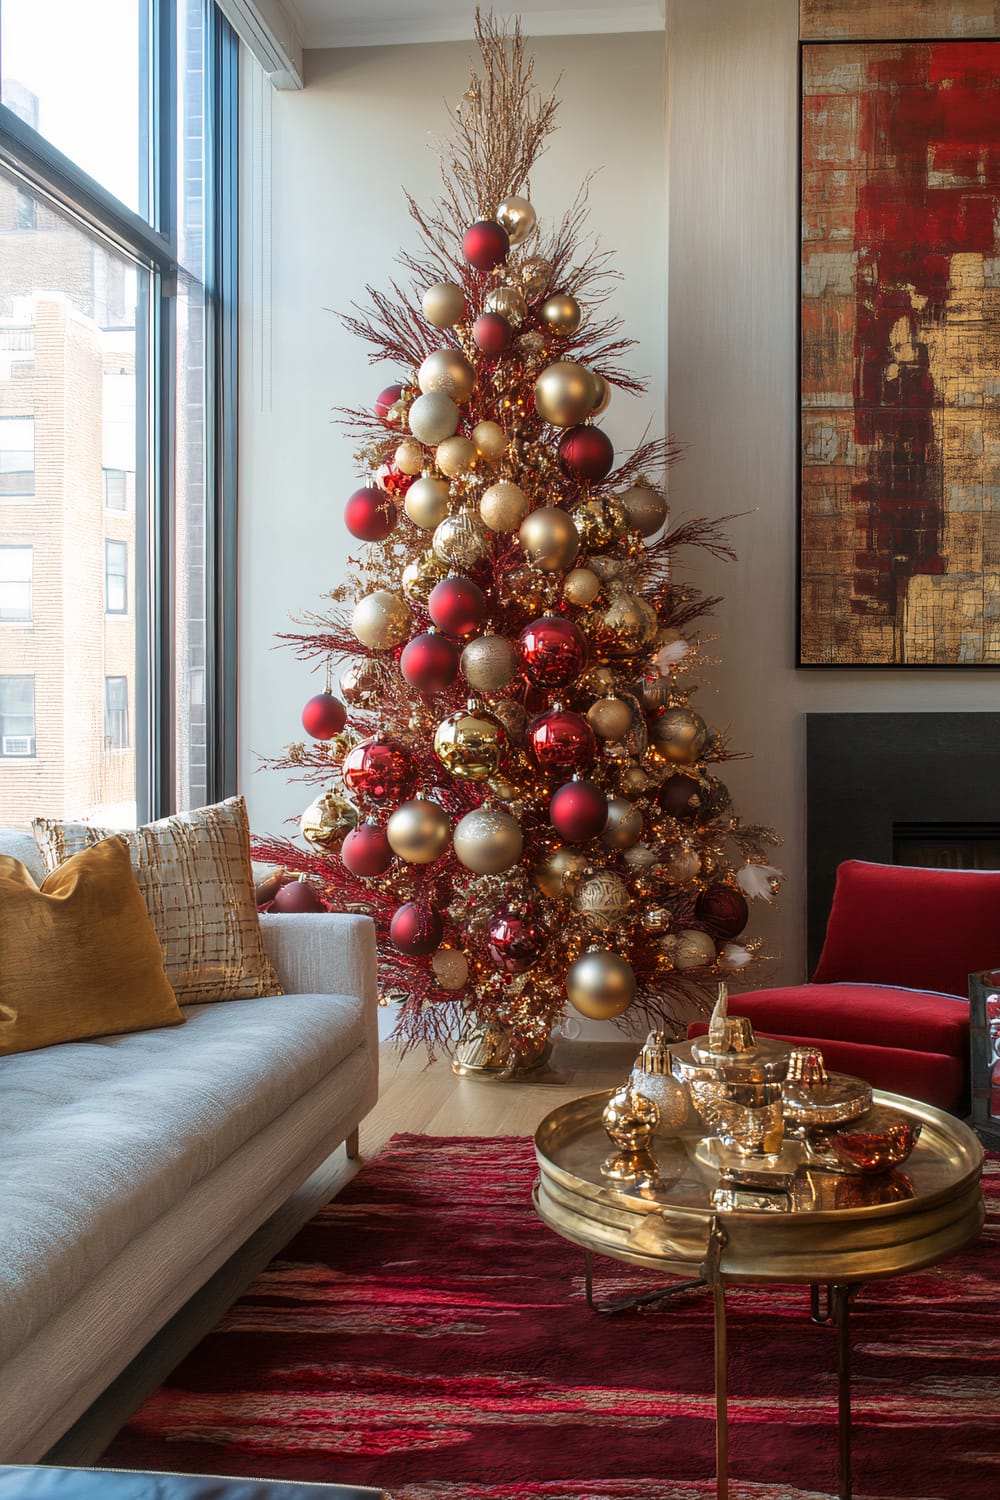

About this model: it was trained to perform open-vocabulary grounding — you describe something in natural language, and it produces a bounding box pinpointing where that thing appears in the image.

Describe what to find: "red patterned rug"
[103,1135,1000,1500]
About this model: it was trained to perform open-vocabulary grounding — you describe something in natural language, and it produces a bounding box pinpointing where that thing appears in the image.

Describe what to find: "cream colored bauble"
[404,476,451,531]
[480,480,529,533]
[422,281,466,329]
[352,590,411,650]
[453,806,524,875]
[539,292,582,337]
[484,285,528,327]
[496,194,537,247]
[432,511,491,569]
[518,506,579,572]
[530,843,589,900]
[436,435,477,477]
[575,871,632,932]
[394,438,425,476]
[408,391,460,445]
[619,483,668,539]
[431,946,469,991]
[418,349,476,404]
[567,949,636,1019]
[472,420,508,463]
[386,798,451,864]
[600,796,643,851]
[519,256,552,299]
[672,929,717,971]
[461,634,519,693]
[586,695,635,742]
[563,567,601,607]
[533,361,596,428]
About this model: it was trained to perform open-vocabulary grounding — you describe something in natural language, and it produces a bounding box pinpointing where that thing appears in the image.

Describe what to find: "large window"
[0,674,34,756]
[0,415,33,497]
[0,543,31,620]
[105,539,128,615]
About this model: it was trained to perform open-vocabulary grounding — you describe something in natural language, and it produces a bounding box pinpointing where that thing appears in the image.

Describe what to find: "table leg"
[583,1248,705,1314]
[713,1282,728,1500]
[832,1284,852,1500]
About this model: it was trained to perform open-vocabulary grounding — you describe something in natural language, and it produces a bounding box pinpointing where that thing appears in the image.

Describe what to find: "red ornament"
[400,631,460,693]
[463,219,510,271]
[695,884,750,941]
[345,485,397,542]
[390,901,444,956]
[558,425,615,482]
[528,707,597,773]
[376,461,415,498]
[473,311,513,355]
[301,691,347,740]
[487,900,550,974]
[341,822,393,878]
[342,735,415,804]
[271,879,325,914]
[549,778,608,842]
[658,773,704,820]
[427,576,487,637]
[375,383,403,421]
[518,615,589,688]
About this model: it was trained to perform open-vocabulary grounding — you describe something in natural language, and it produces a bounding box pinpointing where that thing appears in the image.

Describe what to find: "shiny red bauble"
[271,879,325,914]
[487,901,550,974]
[400,631,460,693]
[342,735,415,804]
[463,218,510,271]
[527,706,597,773]
[301,691,347,740]
[427,576,487,637]
[340,822,393,878]
[518,614,589,688]
[390,901,444,956]
[695,884,750,941]
[658,773,704,820]
[375,383,403,421]
[473,311,513,355]
[345,485,397,542]
[549,778,608,842]
[558,425,615,482]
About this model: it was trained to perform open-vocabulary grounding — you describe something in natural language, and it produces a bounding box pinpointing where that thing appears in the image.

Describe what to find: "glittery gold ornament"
[540,292,582,336]
[300,790,358,852]
[480,480,529,533]
[587,695,634,741]
[352,590,411,650]
[472,420,508,462]
[672,928,717,970]
[408,391,460,445]
[402,550,448,602]
[571,496,630,552]
[649,707,708,764]
[432,511,491,569]
[518,506,579,572]
[436,435,477,477]
[564,567,601,607]
[484,285,528,327]
[432,946,469,991]
[576,871,632,932]
[461,634,519,693]
[590,373,611,416]
[404,475,451,531]
[418,349,476,403]
[519,256,552,298]
[533,361,596,427]
[340,658,382,707]
[663,841,702,883]
[394,438,425,476]
[619,483,668,538]
[491,697,528,745]
[433,704,507,780]
[496,194,537,246]
[386,797,451,864]
[453,805,524,874]
[591,589,659,659]
[567,948,636,1019]
[600,796,643,851]
[422,281,466,328]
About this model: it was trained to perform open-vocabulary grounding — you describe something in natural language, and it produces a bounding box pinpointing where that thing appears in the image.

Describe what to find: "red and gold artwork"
[800,38,1000,664]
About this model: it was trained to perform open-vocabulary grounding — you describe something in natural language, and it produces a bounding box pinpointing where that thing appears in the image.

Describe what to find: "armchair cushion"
[725,981,970,1055]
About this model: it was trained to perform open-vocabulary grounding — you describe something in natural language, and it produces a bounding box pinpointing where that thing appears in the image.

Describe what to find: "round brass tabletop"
[534,1088,985,1285]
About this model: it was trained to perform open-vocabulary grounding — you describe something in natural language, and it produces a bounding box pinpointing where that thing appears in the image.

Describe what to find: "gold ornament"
[491,697,528,745]
[453,805,524,874]
[480,480,529,533]
[352,590,411,650]
[571,496,630,552]
[531,843,589,900]
[619,483,668,539]
[623,842,657,874]
[432,511,491,569]
[533,361,596,427]
[484,285,528,327]
[621,764,651,795]
[300,790,358,852]
[432,946,469,991]
[418,349,476,404]
[650,707,708,764]
[567,949,636,1019]
[472,420,508,462]
[589,555,624,583]
[519,330,545,356]
[436,435,477,477]
[340,658,382,707]
[672,928,717,970]
[404,475,451,531]
[401,550,448,602]
[394,438,425,476]
[540,292,582,336]
[422,281,466,328]
[386,797,451,864]
[496,194,537,246]
[564,567,601,607]
[663,841,702,883]
[590,373,611,416]
[433,704,507,780]
[461,634,519,693]
[518,255,552,298]
[602,1086,659,1152]
[591,589,659,659]
[518,506,579,572]
[587,695,635,742]
[408,391,460,445]
[576,871,633,932]
[600,796,643,851]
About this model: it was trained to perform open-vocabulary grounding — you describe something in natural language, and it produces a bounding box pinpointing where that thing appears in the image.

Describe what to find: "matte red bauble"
[345,485,397,542]
[271,878,325,914]
[549,778,608,842]
[473,311,513,355]
[390,901,444,956]
[487,901,550,974]
[695,884,750,941]
[427,576,487,637]
[463,218,510,271]
[340,822,393,878]
[375,383,403,421]
[658,773,704,820]
[558,425,615,482]
[518,615,589,687]
[400,631,460,693]
[301,691,347,740]
[528,707,597,773]
[342,735,415,804]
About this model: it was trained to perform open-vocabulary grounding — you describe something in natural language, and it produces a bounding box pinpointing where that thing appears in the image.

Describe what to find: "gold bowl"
[830,1108,922,1175]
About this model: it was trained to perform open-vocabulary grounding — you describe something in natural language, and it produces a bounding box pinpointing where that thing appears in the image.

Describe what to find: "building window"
[0,675,35,757]
[105,539,127,615]
[0,415,34,497]
[14,187,35,231]
[0,544,31,621]
[103,468,128,512]
[104,676,129,750]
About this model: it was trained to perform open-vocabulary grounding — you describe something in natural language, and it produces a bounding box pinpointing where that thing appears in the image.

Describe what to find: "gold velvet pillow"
[0,836,185,1057]
[32,797,282,1005]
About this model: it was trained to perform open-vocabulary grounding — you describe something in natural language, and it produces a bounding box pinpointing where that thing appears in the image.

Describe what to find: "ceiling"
[291,0,666,50]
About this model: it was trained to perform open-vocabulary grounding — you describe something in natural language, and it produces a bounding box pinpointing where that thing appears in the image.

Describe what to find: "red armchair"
[688,859,1000,1115]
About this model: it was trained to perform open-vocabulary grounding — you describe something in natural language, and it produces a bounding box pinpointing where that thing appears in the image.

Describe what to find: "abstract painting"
[800,37,1000,664]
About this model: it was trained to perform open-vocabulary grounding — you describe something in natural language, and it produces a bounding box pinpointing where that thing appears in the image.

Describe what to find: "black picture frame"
[969,968,1000,1151]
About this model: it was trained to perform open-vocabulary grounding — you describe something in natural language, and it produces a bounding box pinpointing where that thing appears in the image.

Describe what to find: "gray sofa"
[0,830,379,1464]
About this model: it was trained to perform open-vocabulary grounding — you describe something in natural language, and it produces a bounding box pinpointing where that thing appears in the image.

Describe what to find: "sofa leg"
[346,1126,360,1159]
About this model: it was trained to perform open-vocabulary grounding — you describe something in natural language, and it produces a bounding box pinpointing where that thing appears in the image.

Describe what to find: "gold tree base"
[452,1015,559,1082]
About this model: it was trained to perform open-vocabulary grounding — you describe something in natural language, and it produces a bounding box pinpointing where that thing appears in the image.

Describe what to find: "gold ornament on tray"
[461,634,519,693]
[434,703,507,780]
[601,1085,660,1181]
[432,511,491,569]
[422,281,466,328]
[300,790,359,852]
[352,590,411,650]
[453,805,524,874]
[496,194,537,246]
[533,360,596,427]
[518,506,579,572]
[480,480,530,533]
[418,349,476,403]
[630,1032,690,1134]
[386,797,451,863]
[567,948,636,1019]
[404,475,451,530]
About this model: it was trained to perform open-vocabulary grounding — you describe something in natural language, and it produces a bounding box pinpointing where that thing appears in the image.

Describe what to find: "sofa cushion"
[723,981,970,1055]
[0,991,367,1367]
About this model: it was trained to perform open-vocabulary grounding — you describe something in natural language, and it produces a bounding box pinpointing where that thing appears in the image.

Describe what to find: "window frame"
[0,673,35,757]
[104,674,130,751]
[0,542,32,622]
[0,413,35,499]
[104,537,129,616]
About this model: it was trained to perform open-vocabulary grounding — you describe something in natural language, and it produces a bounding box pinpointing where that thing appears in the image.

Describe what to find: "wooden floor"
[49,1037,636,1467]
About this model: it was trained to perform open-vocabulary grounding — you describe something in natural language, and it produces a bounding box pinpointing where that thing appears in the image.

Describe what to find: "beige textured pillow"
[33,797,282,1005]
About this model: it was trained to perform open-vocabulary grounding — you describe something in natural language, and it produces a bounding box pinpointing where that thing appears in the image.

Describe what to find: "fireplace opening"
[892,823,1000,871]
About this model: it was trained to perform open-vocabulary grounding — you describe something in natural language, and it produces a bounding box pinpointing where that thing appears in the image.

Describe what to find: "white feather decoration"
[654,637,690,671]
[720,942,753,970]
[736,863,783,903]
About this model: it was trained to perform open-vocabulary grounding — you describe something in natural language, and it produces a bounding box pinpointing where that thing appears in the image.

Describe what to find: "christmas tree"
[255,11,781,1076]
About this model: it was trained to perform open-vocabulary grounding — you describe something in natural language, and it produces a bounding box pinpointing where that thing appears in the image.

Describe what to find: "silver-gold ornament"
[386,797,451,864]
[534,361,596,427]
[484,285,528,327]
[402,550,448,602]
[480,480,529,533]
[422,281,466,328]
[540,292,582,337]
[300,790,358,852]
[435,435,477,477]
[408,391,460,445]
[496,194,537,247]
[393,438,425,476]
[619,483,668,539]
[461,634,519,693]
[600,796,643,851]
[518,506,579,572]
[563,567,601,607]
[433,704,507,780]
[453,805,524,874]
[567,948,636,1019]
[649,707,708,764]
[587,695,635,742]
[662,841,702,884]
[404,475,450,531]
[418,349,476,404]
[352,590,411,650]
[575,871,633,932]
[432,511,491,569]
[472,420,508,463]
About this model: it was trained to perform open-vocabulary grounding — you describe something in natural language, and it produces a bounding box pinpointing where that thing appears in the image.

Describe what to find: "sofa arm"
[259,912,378,1016]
